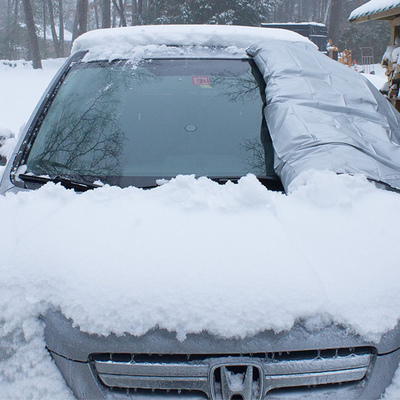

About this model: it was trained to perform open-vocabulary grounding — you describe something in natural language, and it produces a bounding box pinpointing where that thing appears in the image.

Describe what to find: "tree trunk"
[328,0,341,44]
[43,0,46,42]
[7,0,20,59]
[312,0,319,22]
[323,0,332,25]
[7,0,12,25]
[58,0,65,56]
[112,4,116,27]
[47,0,61,57]
[112,0,127,26]
[101,0,111,28]
[301,0,307,20]
[22,0,42,68]
[72,0,88,42]
[131,0,137,25]
[119,0,127,26]
[94,0,100,28]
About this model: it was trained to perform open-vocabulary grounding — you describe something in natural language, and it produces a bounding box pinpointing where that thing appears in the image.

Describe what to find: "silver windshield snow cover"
[247,41,400,192]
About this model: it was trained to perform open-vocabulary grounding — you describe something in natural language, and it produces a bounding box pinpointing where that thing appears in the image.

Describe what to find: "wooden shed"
[349,0,400,45]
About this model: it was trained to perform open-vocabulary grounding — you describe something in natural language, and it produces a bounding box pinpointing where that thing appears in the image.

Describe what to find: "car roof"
[71,24,313,62]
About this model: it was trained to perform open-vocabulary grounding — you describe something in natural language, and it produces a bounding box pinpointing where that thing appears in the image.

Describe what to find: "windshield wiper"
[18,173,101,192]
[209,177,241,184]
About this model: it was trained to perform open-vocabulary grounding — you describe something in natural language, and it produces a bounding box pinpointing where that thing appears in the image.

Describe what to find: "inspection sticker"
[192,76,210,86]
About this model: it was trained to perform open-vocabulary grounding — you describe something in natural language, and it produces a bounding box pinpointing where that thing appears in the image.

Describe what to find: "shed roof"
[349,0,400,22]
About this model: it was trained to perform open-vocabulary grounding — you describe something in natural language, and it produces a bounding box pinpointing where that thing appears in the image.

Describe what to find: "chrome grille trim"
[99,375,208,392]
[96,362,209,377]
[263,354,371,375]
[92,350,372,396]
[263,366,369,391]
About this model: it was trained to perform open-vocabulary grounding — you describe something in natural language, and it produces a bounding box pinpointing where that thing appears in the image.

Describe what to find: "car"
[2,24,400,400]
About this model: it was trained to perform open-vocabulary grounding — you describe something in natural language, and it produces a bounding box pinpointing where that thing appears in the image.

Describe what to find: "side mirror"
[0,129,15,166]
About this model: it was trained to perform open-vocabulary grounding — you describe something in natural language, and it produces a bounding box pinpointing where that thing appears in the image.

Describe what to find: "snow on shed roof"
[349,0,400,21]
[71,24,312,61]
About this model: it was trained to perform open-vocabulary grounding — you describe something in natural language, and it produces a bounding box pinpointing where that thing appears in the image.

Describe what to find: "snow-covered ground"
[0,57,400,399]
[361,62,387,89]
[0,59,66,134]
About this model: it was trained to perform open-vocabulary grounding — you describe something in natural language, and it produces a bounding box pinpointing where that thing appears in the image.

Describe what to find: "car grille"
[90,347,374,399]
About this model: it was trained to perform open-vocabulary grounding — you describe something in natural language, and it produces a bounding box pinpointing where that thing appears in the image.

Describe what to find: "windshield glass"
[24,58,276,187]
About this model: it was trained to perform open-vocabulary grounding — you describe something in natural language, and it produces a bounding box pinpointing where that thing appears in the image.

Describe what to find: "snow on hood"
[71,24,313,61]
[2,172,400,397]
[2,173,400,342]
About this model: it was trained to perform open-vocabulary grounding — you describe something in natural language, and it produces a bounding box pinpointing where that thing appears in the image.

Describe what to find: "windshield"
[23,58,276,187]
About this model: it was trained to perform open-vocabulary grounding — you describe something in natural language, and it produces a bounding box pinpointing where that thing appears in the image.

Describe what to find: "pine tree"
[151,0,283,26]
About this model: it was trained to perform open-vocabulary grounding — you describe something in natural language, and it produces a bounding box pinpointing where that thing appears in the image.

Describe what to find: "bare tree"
[93,0,99,28]
[328,0,341,43]
[43,0,46,44]
[322,0,332,24]
[58,0,65,56]
[5,0,20,59]
[101,0,111,27]
[47,0,61,57]
[131,0,137,25]
[22,0,42,68]
[72,0,88,41]
[112,0,127,26]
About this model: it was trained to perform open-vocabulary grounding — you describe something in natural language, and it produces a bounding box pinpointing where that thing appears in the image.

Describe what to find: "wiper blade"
[18,173,101,192]
[209,177,241,184]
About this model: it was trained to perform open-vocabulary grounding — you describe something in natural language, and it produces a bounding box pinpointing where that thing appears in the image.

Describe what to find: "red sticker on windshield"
[192,76,210,85]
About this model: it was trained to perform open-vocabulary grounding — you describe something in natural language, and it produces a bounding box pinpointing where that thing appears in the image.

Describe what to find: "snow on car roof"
[71,24,312,61]
[261,21,326,26]
[349,0,400,21]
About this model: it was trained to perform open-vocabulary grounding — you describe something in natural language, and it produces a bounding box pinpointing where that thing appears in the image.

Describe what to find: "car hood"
[43,309,400,362]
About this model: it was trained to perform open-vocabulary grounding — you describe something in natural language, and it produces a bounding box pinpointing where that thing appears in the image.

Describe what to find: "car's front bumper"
[43,310,400,400]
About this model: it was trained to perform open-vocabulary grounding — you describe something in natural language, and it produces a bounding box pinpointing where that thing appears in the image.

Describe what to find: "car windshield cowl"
[17,172,283,192]
[18,173,102,192]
